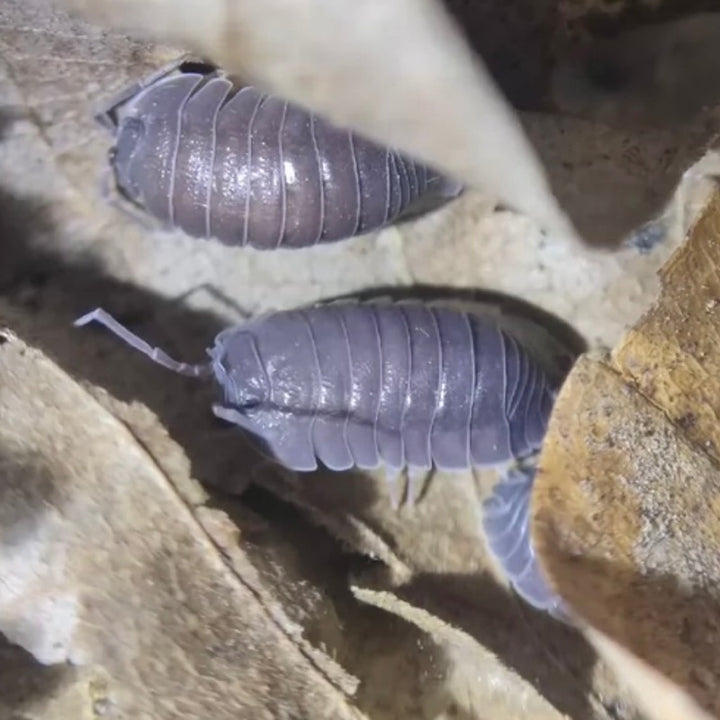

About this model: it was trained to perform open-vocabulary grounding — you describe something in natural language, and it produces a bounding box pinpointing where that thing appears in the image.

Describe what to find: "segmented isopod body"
[97,61,462,249]
[74,300,567,618]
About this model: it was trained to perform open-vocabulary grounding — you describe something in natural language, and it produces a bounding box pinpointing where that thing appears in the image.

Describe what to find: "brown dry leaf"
[613,191,720,463]
[0,309,370,719]
[534,189,720,718]
[551,13,720,129]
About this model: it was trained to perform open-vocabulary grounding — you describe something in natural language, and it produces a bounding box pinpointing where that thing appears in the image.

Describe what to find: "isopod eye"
[112,116,146,203]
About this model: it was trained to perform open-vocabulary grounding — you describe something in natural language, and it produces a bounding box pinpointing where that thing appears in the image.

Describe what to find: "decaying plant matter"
[2,0,720,718]
[534,190,720,720]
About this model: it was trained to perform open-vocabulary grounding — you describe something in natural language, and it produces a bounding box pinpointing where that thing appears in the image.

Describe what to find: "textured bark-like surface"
[535,191,720,720]
[613,192,720,464]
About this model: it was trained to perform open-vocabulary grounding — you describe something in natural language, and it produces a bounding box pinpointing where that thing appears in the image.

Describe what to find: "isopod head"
[95,59,217,212]
[206,325,270,412]
[72,309,272,436]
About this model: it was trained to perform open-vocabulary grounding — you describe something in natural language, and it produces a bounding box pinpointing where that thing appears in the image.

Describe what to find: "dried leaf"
[534,189,720,718]
[587,628,715,720]
[522,114,716,250]
[260,423,643,718]
[613,191,720,464]
[552,13,720,129]
[351,584,571,720]
[401,115,715,296]
[0,314,366,719]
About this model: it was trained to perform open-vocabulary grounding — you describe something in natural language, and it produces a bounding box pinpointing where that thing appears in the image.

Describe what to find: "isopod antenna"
[74,308,213,379]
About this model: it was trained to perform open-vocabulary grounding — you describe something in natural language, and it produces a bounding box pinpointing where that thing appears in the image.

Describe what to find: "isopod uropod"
[97,61,463,250]
[74,300,568,619]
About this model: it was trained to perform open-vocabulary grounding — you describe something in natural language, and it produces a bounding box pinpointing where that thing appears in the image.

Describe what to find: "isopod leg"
[212,404,254,429]
[406,466,432,506]
[383,465,432,510]
[213,403,282,444]
[384,466,406,510]
[170,283,252,323]
[481,462,571,622]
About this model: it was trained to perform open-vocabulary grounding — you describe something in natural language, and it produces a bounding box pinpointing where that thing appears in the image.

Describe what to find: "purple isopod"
[96,61,462,250]
[74,300,568,618]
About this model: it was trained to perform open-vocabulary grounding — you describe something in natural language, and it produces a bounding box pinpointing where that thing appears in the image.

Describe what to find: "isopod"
[74,300,568,618]
[97,61,462,250]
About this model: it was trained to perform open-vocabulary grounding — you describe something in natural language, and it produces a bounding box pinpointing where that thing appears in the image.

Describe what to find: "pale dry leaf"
[350,556,641,720]
[0,0,181,203]
[534,189,720,718]
[0,314,367,719]
[351,584,572,720]
[0,637,105,720]
[586,628,715,720]
[50,0,578,242]
[89,393,361,696]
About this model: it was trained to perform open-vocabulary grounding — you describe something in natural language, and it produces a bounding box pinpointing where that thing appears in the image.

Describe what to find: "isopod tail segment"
[74,303,569,620]
[481,459,572,623]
